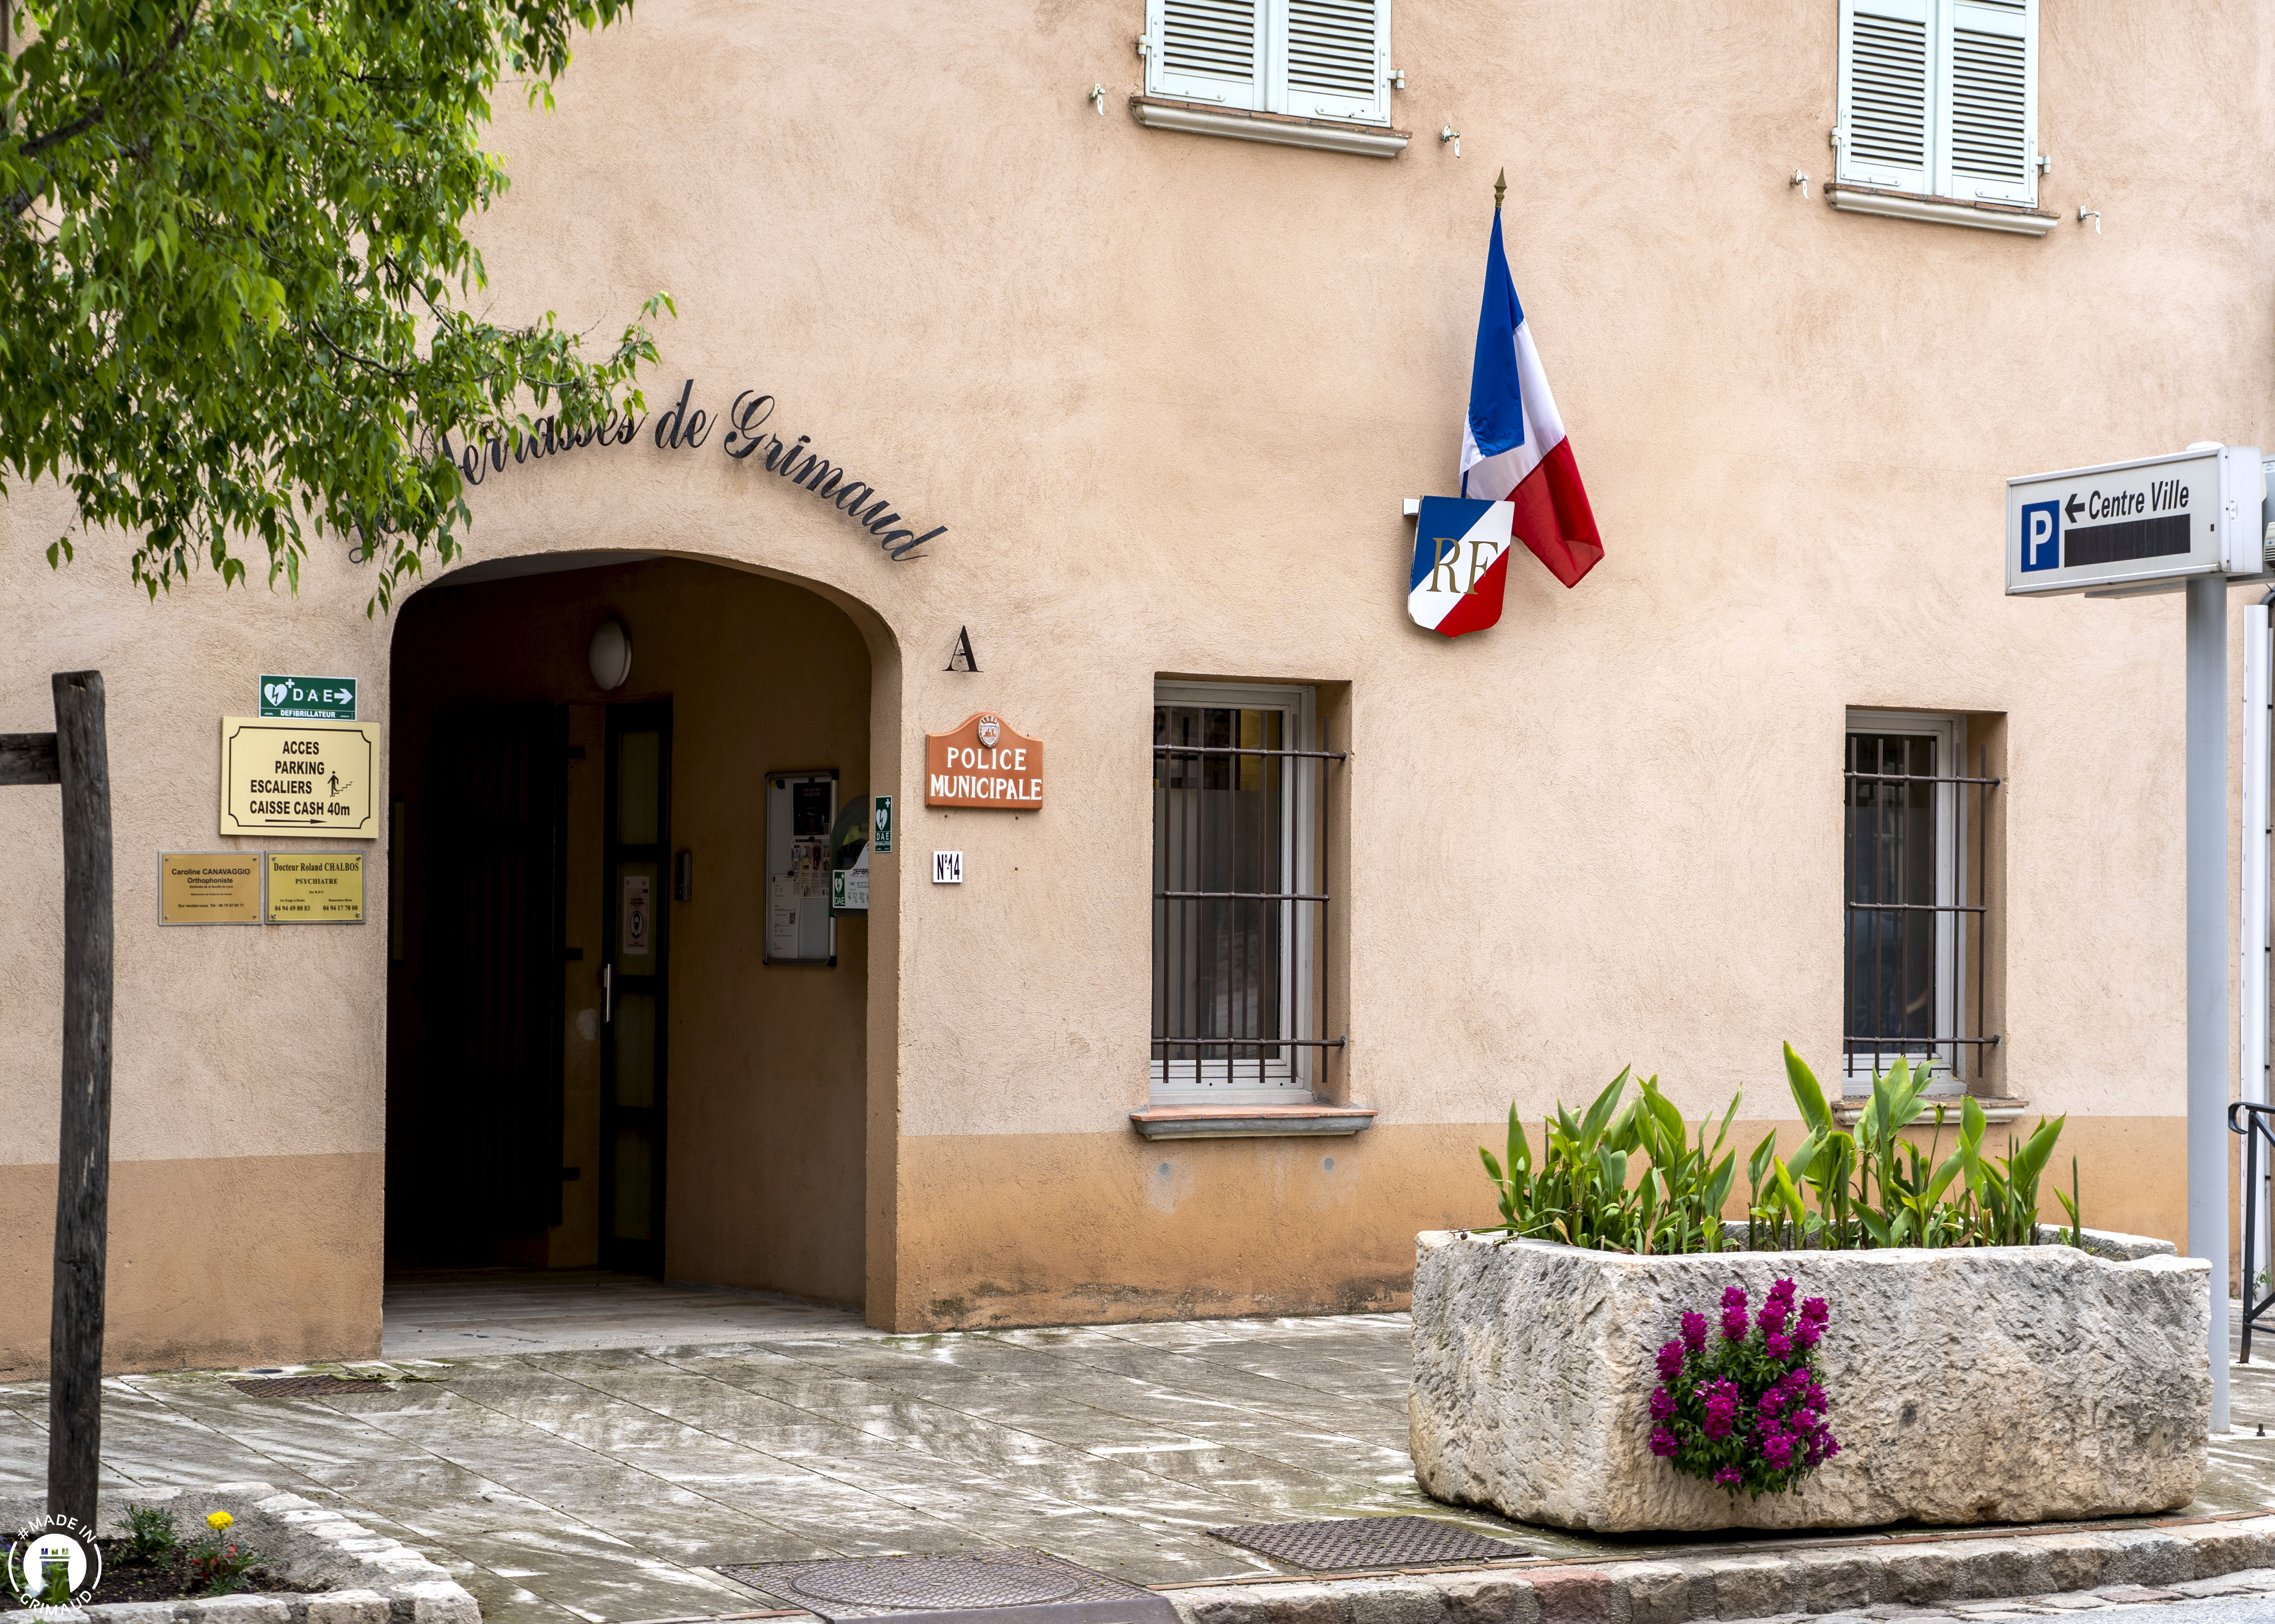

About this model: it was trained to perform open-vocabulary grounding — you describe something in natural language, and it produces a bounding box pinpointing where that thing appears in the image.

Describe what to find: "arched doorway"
[383,551,874,1304]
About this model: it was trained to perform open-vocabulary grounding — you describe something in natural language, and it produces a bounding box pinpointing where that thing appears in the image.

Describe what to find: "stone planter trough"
[1408,1228,2211,1533]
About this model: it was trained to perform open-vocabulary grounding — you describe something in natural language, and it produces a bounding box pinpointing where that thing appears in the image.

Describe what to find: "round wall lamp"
[589,618,633,691]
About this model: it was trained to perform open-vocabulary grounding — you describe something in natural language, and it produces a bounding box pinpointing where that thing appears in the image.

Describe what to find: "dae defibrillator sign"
[2005,445,2263,596]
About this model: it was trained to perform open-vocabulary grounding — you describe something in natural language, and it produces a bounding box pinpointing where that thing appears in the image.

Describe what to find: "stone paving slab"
[5,1275,2275,1624]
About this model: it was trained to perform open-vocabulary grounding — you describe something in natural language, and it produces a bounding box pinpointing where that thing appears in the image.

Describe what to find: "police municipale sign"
[2004,445,2263,596]
[926,713,1043,808]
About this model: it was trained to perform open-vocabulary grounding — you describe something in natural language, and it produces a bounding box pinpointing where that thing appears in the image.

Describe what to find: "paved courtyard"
[2,1272,2274,1624]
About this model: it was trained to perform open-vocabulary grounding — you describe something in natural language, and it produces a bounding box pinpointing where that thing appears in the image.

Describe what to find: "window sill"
[1835,1095,2033,1126]
[1128,96,1410,159]
[1824,183,2058,237]
[1130,1103,1379,1140]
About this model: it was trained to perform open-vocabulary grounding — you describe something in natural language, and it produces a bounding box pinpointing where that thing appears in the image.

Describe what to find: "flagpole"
[1494,168,1506,211]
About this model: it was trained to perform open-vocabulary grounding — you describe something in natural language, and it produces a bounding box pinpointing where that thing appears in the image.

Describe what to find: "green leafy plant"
[187,1512,260,1597]
[119,1502,178,1561]
[1479,1069,1737,1254]
[1974,1114,2070,1247]
[1479,1045,2083,1254]
[2056,1156,2086,1248]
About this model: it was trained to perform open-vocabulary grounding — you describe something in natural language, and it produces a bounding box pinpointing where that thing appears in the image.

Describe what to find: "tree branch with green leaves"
[0,0,671,612]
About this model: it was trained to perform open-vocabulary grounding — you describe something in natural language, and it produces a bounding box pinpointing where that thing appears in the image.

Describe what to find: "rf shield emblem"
[977,716,1000,749]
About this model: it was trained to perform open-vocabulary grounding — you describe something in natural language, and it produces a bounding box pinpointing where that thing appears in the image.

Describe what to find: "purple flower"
[1681,1311,1708,1353]
[1761,1431,1795,1469]
[1649,1426,1678,1458]
[1650,1386,1677,1421]
[1780,1367,1812,1391]
[1757,1297,1790,1334]
[1713,1466,1742,1487]
[1794,1318,1823,1350]
[1701,1379,1740,1441]
[1769,1277,1797,1304]
[1720,1304,1749,1342]
[1765,1331,1792,1361]
[1656,1340,1686,1382]
[1756,1387,1788,1418]
[1800,1295,1829,1324]
[1722,1285,1748,1311]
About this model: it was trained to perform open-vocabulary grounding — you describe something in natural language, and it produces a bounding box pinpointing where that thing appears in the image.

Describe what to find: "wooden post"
[47,671,112,1529]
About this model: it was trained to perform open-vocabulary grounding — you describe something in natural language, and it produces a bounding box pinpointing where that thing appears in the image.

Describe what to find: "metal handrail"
[2230,1100,2275,1362]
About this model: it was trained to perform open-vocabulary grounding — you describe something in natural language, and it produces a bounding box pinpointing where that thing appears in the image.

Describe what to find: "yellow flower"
[206,1512,233,1532]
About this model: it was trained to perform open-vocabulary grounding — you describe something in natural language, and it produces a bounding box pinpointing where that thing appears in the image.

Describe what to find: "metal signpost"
[2006,445,2268,1437]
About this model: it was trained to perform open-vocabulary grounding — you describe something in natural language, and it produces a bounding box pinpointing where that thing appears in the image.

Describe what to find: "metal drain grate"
[717,1550,1174,1624]
[1205,1516,1526,1571]
[229,1375,394,1397]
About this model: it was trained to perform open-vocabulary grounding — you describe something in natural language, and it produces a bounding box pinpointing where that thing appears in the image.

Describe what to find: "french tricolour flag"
[1457,209,1603,590]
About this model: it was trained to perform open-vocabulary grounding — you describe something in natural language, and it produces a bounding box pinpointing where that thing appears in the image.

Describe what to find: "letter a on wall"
[1407,496,1516,637]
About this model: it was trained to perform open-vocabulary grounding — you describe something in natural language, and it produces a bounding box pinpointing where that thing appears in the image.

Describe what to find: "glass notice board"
[765,768,837,965]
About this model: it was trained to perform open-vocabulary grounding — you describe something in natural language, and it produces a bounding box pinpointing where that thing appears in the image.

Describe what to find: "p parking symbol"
[2021,500,2061,573]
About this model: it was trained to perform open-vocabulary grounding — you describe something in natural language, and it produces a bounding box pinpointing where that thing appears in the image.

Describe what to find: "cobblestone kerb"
[0,1481,479,1624]
[1157,1513,2275,1624]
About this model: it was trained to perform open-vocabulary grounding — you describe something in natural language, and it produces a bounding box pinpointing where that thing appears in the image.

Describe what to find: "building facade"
[2,0,2270,1374]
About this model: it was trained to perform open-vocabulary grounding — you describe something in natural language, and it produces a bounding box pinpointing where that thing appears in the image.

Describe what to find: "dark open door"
[601,700,670,1273]
[405,704,567,1262]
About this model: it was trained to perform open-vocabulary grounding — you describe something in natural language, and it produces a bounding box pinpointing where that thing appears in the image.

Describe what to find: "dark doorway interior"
[386,703,566,1265]
[384,555,871,1301]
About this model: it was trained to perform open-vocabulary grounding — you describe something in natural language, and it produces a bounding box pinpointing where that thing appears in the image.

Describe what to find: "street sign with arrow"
[2005,444,2264,596]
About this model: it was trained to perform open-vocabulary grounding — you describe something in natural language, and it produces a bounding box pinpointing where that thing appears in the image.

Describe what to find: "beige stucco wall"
[0,0,2269,1364]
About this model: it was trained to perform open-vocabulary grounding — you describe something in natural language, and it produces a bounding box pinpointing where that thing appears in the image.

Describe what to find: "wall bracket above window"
[1129,95,1409,158]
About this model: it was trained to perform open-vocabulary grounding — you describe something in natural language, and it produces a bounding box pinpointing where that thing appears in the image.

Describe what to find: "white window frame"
[1151,679,1319,1105]
[1835,0,2039,209]
[1141,0,1394,128]
[1844,710,1968,1093]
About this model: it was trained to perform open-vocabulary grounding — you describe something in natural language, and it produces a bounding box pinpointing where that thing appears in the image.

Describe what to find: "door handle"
[603,962,613,1024]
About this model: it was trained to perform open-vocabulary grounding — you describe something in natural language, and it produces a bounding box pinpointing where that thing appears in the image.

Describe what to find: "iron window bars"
[1153,701,1346,1094]
[1843,732,2001,1084]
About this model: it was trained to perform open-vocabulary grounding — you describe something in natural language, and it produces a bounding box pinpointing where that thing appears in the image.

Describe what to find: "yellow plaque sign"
[265,851,366,923]
[221,717,380,838]
[158,853,262,925]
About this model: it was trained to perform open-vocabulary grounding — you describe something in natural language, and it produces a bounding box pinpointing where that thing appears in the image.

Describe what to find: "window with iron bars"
[1152,681,1344,1103]
[1843,710,1999,1091]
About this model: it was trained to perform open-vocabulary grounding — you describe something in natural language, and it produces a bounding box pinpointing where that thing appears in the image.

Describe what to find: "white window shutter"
[1939,0,2037,205]
[1145,0,1266,111]
[1837,0,1933,194]
[1270,0,1391,126]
